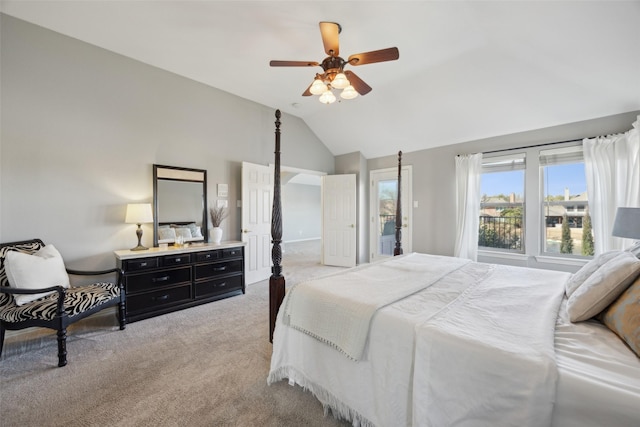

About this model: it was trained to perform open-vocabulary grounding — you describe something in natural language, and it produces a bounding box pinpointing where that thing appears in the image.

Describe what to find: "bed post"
[394,151,403,256]
[269,109,286,343]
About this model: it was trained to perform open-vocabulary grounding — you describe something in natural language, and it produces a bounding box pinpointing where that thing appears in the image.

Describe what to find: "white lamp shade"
[309,79,328,95]
[612,207,640,239]
[319,90,336,104]
[331,72,350,89]
[125,203,153,224]
[340,85,358,100]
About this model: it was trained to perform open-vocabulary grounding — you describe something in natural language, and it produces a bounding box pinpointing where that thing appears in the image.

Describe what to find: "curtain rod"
[482,137,585,155]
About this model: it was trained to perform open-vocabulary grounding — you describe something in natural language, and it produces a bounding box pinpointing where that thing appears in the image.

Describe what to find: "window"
[476,143,593,260]
[479,153,526,252]
[540,146,593,257]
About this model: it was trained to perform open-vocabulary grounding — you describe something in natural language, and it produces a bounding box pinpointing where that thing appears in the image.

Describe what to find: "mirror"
[153,164,208,246]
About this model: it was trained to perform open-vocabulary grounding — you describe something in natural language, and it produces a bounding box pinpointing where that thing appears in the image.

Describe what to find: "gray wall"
[282,183,321,242]
[0,14,334,269]
[368,110,640,271]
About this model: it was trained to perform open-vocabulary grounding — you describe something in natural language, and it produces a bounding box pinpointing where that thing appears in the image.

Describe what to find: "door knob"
[350,224,355,228]
[242,229,252,233]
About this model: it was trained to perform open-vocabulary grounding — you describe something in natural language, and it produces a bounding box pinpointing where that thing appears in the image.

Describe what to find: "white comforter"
[269,254,571,427]
[413,263,566,426]
[283,253,470,360]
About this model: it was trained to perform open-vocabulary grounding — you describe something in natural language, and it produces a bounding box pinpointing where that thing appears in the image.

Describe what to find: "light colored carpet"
[0,240,350,427]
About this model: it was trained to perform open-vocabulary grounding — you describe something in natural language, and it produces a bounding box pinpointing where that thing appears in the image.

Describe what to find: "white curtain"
[454,153,483,260]
[583,115,640,253]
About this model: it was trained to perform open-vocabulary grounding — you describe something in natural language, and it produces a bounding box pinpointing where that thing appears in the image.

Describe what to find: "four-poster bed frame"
[265,109,640,426]
[268,109,404,342]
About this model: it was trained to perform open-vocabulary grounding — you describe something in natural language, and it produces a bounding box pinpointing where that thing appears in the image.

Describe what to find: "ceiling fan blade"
[270,60,319,67]
[344,71,372,95]
[347,47,399,66]
[319,21,341,56]
[302,82,313,96]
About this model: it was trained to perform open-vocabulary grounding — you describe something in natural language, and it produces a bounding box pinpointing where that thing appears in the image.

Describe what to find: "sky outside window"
[481,163,586,197]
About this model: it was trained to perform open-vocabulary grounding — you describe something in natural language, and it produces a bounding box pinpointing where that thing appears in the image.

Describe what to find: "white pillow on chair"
[5,244,70,306]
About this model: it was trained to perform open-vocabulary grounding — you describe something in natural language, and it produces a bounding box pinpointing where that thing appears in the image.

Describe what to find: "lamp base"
[130,223,148,251]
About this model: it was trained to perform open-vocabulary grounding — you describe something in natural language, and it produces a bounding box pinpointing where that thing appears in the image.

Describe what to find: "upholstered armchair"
[0,239,125,367]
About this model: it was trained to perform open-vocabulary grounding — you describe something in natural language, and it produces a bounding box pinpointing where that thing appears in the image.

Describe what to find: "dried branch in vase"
[209,206,228,228]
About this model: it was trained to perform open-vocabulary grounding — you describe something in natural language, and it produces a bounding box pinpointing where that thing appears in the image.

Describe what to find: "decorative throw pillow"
[602,275,640,357]
[174,227,192,239]
[158,227,177,241]
[192,226,203,238]
[565,250,622,297]
[184,223,199,237]
[4,244,70,306]
[567,251,640,322]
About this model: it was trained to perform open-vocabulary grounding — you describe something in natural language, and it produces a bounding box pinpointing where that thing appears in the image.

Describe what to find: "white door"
[241,162,273,284]
[370,166,412,261]
[322,174,357,267]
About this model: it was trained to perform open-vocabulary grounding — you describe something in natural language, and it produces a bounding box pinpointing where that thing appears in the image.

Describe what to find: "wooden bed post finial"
[394,150,403,256]
[269,109,286,343]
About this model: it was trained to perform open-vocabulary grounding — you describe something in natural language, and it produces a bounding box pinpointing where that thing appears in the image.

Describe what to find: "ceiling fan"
[270,22,399,104]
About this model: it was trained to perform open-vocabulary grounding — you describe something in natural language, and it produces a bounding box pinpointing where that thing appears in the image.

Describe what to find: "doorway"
[369,165,413,261]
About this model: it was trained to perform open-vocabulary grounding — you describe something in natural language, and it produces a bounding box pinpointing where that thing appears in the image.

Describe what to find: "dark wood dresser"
[115,242,245,322]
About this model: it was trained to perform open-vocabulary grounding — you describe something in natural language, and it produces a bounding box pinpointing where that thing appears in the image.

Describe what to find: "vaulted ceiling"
[2,1,639,159]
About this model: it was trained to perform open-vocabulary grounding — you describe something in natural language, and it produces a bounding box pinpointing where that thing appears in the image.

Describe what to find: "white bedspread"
[413,265,567,426]
[283,253,470,360]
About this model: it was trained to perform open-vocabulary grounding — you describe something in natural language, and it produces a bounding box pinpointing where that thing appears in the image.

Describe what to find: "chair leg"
[57,327,67,367]
[0,324,5,358]
[118,299,126,330]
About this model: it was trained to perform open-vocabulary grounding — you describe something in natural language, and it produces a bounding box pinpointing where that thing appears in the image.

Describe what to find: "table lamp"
[125,203,153,251]
[612,207,640,241]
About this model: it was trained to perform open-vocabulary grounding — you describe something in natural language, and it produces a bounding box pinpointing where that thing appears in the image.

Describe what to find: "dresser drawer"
[195,251,219,262]
[163,253,191,266]
[195,275,243,298]
[222,247,242,259]
[194,259,243,280]
[125,266,191,294]
[123,257,159,271]
[127,284,192,314]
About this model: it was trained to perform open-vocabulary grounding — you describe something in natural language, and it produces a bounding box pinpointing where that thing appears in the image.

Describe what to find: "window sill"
[534,255,589,267]
[478,250,528,261]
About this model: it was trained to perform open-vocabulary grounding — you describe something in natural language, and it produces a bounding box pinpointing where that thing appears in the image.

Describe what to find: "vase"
[211,227,223,244]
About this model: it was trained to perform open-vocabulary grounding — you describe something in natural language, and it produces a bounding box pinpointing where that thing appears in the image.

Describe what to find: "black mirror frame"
[153,164,208,247]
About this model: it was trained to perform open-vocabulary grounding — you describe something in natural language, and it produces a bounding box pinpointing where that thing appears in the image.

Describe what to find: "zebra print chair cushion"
[0,282,120,322]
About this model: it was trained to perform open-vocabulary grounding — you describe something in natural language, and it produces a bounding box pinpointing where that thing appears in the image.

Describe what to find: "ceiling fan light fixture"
[319,90,336,104]
[309,79,328,95]
[331,72,350,89]
[340,85,358,100]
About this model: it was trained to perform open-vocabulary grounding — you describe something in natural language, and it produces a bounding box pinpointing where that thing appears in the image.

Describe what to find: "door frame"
[369,165,413,261]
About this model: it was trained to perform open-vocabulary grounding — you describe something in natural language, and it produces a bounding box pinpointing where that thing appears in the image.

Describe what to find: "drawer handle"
[140,262,148,267]
[152,276,170,282]
[152,294,169,301]
[175,258,181,262]
[212,266,227,272]
[218,282,227,287]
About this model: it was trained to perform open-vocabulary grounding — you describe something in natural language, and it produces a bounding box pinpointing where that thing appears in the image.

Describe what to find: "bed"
[265,110,640,426]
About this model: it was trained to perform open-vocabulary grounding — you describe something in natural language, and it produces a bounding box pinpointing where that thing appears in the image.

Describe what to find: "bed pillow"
[4,244,70,306]
[601,275,640,357]
[567,251,640,322]
[627,241,640,259]
[565,250,622,297]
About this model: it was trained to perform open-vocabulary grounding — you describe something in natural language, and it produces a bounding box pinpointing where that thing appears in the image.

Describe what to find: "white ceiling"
[2,1,639,159]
